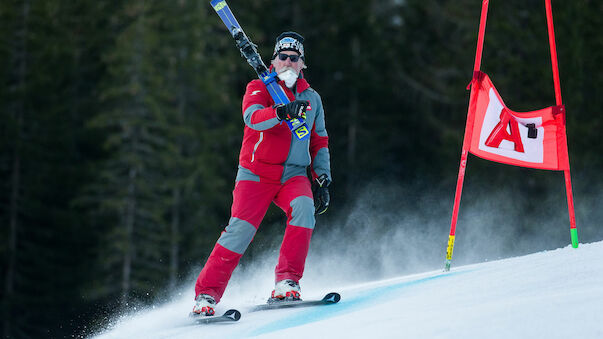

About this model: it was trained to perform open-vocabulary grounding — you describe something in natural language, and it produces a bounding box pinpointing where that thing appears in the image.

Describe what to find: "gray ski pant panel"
[289,196,315,229]
[217,217,257,254]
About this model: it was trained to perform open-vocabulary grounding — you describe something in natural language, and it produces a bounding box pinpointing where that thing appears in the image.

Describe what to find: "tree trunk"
[4,1,29,337]
[120,3,147,307]
[169,42,188,290]
[5,154,20,339]
[347,36,360,187]
[169,187,181,290]
[121,166,137,307]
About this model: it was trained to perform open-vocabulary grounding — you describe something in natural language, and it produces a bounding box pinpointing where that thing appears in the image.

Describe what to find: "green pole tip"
[571,228,579,248]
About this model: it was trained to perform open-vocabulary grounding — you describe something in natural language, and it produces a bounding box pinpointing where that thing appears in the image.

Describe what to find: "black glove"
[275,100,309,121]
[312,174,330,215]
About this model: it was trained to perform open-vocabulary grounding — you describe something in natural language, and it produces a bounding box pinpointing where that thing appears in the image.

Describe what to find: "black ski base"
[250,292,340,312]
[190,309,241,324]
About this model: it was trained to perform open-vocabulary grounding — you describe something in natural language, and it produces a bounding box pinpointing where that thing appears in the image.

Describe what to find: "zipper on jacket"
[251,132,264,163]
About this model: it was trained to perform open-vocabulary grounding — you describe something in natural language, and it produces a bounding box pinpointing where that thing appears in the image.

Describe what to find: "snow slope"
[93,241,603,339]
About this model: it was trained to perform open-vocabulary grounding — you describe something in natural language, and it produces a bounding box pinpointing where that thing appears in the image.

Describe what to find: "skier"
[192,31,331,316]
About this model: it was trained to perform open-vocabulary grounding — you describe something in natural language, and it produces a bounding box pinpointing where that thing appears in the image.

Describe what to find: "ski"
[209,0,310,141]
[190,309,241,324]
[250,292,341,312]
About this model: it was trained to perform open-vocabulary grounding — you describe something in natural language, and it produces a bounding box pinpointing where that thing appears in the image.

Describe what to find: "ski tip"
[322,292,341,304]
[223,309,241,321]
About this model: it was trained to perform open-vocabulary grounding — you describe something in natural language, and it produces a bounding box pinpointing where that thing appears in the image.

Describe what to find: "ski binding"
[250,292,341,312]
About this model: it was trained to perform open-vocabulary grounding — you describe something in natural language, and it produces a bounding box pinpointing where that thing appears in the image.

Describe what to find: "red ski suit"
[195,73,330,302]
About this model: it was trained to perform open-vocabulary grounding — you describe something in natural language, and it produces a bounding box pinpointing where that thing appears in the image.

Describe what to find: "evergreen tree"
[0,1,113,337]
[79,0,242,313]
[148,0,241,290]
[84,1,174,308]
[0,2,30,337]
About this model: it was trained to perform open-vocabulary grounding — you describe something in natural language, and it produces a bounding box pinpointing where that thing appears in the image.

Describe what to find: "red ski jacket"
[237,72,330,184]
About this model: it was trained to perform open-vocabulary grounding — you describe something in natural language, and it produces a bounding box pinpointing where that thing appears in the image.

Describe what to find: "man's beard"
[277,66,299,88]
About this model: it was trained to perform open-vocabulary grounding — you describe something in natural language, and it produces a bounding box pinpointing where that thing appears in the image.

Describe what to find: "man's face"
[272,51,305,74]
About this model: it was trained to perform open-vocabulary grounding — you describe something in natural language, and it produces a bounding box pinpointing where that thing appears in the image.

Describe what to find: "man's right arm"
[241,80,280,131]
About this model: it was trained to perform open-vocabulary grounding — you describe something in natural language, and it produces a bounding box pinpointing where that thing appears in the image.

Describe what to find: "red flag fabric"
[467,72,569,170]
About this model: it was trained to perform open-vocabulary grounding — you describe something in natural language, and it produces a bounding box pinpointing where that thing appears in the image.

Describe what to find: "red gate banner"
[467,71,569,171]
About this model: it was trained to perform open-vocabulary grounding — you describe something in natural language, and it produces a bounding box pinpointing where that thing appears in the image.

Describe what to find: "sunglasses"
[277,53,301,62]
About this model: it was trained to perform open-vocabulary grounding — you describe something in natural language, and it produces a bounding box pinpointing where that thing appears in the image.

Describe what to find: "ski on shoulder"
[250,292,341,312]
[190,309,241,325]
[209,0,311,141]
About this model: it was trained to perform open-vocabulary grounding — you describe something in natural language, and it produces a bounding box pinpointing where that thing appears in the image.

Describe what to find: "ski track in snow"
[93,241,603,339]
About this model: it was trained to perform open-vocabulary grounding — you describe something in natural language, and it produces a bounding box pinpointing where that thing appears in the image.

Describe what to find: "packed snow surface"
[94,241,603,338]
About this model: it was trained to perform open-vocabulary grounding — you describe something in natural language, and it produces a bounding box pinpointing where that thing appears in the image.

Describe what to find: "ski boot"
[192,294,216,316]
[268,279,301,303]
